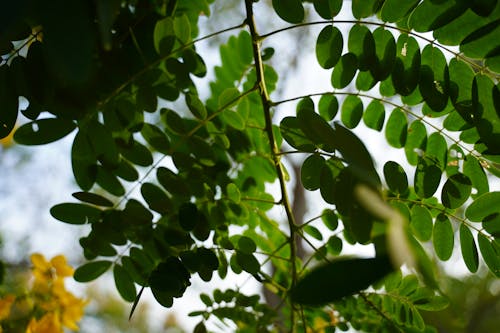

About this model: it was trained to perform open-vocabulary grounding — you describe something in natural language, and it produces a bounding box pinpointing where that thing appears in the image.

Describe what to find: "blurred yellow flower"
[26,312,62,333]
[0,295,15,320]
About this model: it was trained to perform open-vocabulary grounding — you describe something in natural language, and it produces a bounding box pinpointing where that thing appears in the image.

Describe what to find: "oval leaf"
[433,214,454,261]
[316,25,343,69]
[441,173,472,209]
[459,224,479,273]
[301,154,326,191]
[14,118,76,145]
[272,0,304,23]
[385,108,407,148]
[465,191,500,222]
[74,260,112,282]
[50,203,101,224]
[114,264,137,302]
[410,205,433,242]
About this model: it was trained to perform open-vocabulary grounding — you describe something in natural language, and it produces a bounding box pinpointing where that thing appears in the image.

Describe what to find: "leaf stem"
[244,1,299,330]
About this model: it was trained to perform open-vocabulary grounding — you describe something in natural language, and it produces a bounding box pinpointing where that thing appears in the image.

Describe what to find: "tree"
[1,0,500,332]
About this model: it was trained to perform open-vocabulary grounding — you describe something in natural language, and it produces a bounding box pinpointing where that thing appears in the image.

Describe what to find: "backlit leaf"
[460,224,479,273]
[384,161,408,195]
[50,203,101,224]
[410,205,433,242]
[478,234,500,277]
[385,108,407,148]
[272,0,304,23]
[313,0,342,19]
[14,118,76,145]
[186,92,207,120]
[114,264,136,302]
[433,214,454,261]
[74,261,112,282]
[414,157,441,199]
[380,0,419,22]
[292,256,393,305]
[341,95,363,129]
[331,53,358,89]
[316,25,343,69]
[318,94,338,121]
[363,100,385,131]
[465,191,500,222]
[441,173,471,209]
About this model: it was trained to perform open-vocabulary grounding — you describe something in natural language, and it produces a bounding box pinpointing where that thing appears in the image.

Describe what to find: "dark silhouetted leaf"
[384,161,408,195]
[72,192,113,207]
[301,154,326,191]
[313,0,342,19]
[272,0,304,23]
[141,123,170,154]
[74,261,112,282]
[14,118,76,145]
[441,173,472,209]
[292,256,393,305]
[114,264,136,302]
[50,203,101,224]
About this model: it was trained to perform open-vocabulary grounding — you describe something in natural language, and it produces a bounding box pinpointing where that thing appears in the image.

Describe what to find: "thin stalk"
[244,1,299,331]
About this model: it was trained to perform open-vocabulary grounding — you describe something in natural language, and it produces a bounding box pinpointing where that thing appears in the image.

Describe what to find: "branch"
[244,1,299,331]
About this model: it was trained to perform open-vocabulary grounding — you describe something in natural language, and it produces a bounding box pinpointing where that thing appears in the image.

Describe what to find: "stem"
[244,1,298,331]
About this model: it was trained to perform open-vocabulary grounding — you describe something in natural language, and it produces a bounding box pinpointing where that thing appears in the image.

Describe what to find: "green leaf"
[88,121,120,167]
[331,53,358,89]
[384,161,408,195]
[466,191,500,222]
[380,0,419,23]
[237,236,256,254]
[461,20,500,60]
[279,117,316,152]
[221,110,245,130]
[363,100,385,131]
[463,155,489,197]
[316,25,343,69]
[218,87,240,109]
[371,27,396,81]
[235,252,260,274]
[318,94,338,121]
[74,261,112,282]
[327,235,343,255]
[301,154,326,191]
[194,321,207,333]
[313,0,342,19]
[352,0,381,19]
[392,35,420,96]
[114,264,136,302]
[272,0,304,23]
[296,98,337,152]
[154,17,175,55]
[0,65,18,139]
[304,225,323,241]
[410,205,433,242]
[419,45,449,112]
[405,120,427,166]
[341,95,363,129]
[414,157,441,199]
[292,256,393,305]
[174,14,191,44]
[385,108,407,148]
[226,183,241,203]
[179,203,199,231]
[322,209,339,231]
[408,0,468,32]
[433,214,454,261]
[478,234,500,277]
[71,130,96,191]
[348,24,376,71]
[460,224,479,273]
[50,203,101,224]
[14,118,76,145]
[141,123,170,154]
[186,92,207,120]
[72,192,113,207]
[441,173,472,209]
[119,140,154,167]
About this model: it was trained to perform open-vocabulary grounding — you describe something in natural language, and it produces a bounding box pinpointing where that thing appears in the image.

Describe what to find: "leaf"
[405,120,427,166]
[50,203,101,224]
[141,123,170,154]
[0,65,18,139]
[352,0,381,19]
[441,173,472,209]
[461,19,500,60]
[410,205,433,242]
[237,236,256,254]
[318,94,338,121]
[87,121,120,167]
[392,35,420,96]
[419,45,449,112]
[235,252,260,274]
[119,140,154,167]
[279,117,316,152]
[304,225,323,241]
[465,191,500,222]
[179,203,199,231]
[154,17,175,55]
[478,234,500,277]
[409,0,468,32]
[433,214,454,261]
[114,264,136,302]
[322,209,339,231]
[185,92,207,120]
[327,235,343,255]
[71,130,97,191]
[301,154,326,191]
[174,14,191,44]
[348,24,376,71]
[331,53,358,89]
[72,192,113,207]
[313,0,342,19]
[363,100,385,131]
[316,25,343,69]
[459,224,479,273]
[226,183,241,203]
[414,157,441,199]
[384,161,408,195]
[218,87,240,109]
[296,98,337,152]
[385,108,407,148]
[371,27,396,81]
[341,95,363,129]
[14,118,76,145]
[292,256,393,305]
[463,154,489,197]
[221,110,245,130]
[272,0,304,23]
[380,0,419,23]
[74,261,112,282]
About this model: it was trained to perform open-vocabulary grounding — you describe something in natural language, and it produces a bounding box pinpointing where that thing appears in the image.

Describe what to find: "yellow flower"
[26,312,62,333]
[30,254,74,283]
[0,295,15,320]
[50,256,74,278]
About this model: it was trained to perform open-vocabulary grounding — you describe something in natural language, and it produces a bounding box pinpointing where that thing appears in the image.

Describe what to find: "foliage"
[0,254,86,333]
[1,0,500,332]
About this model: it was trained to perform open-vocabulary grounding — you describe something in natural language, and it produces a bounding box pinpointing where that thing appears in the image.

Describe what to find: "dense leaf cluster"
[1,0,500,332]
